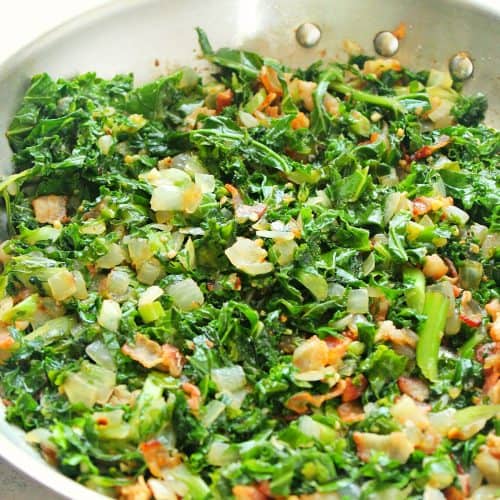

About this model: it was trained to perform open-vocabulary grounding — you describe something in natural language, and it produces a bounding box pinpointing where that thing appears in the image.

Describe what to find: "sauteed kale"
[0,28,499,499]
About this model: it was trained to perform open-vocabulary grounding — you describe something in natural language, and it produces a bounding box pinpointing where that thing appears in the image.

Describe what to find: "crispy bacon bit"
[474,434,500,484]
[293,335,329,372]
[160,343,184,377]
[259,66,283,96]
[353,431,414,463]
[398,376,430,402]
[122,334,184,376]
[290,112,310,129]
[444,486,466,500]
[411,135,450,161]
[257,92,278,112]
[375,321,418,349]
[118,476,152,500]
[324,335,351,366]
[265,105,279,118]
[182,382,201,413]
[225,184,267,223]
[342,375,367,403]
[285,380,347,414]
[486,299,500,320]
[32,195,68,224]
[338,401,365,423]
[139,440,181,478]
[216,89,234,114]
[363,58,401,77]
[232,484,268,500]
[0,329,14,351]
[412,197,433,216]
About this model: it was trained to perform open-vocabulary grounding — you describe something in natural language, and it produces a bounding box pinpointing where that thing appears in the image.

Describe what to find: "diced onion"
[470,223,488,244]
[151,185,185,211]
[362,253,375,276]
[384,192,410,224]
[225,237,274,276]
[347,288,369,314]
[211,365,246,393]
[72,270,88,300]
[272,240,297,266]
[481,233,500,258]
[97,135,114,155]
[427,69,453,89]
[128,238,153,268]
[207,442,236,466]
[96,243,125,269]
[171,153,207,175]
[167,278,204,311]
[137,258,163,285]
[48,269,77,301]
[194,173,215,194]
[80,220,107,235]
[238,110,259,128]
[106,269,130,297]
[139,285,164,307]
[201,400,226,427]
[443,205,470,225]
[86,339,116,370]
[98,299,121,331]
[328,283,345,298]
[92,409,130,439]
[459,260,483,290]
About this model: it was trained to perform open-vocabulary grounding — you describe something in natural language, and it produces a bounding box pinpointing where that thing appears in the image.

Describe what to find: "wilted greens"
[0,29,499,499]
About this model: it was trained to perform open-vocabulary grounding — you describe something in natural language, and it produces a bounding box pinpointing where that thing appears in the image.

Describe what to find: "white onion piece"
[443,205,470,225]
[347,289,369,314]
[207,442,235,466]
[211,366,246,393]
[482,233,500,258]
[171,153,207,175]
[201,400,226,427]
[97,135,114,155]
[72,270,88,300]
[194,173,215,194]
[167,278,204,311]
[139,286,164,307]
[328,283,345,298]
[362,253,375,276]
[151,185,184,211]
[98,299,121,332]
[256,230,295,241]
[48,269,77,301]
[225,237,273,276]
[96,243,125,269]
[106,269,130,297]
[137,258,163,285]
[238,110,259,128]
[470,223,488,245]
[128,238,153,268]
[272,239,297,266]
[86,340,116,370]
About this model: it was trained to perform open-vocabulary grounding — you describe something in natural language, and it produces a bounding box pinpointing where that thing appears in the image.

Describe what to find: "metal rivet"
[373,31,399,57]
[449,52,474,81]
[296,23,321,48]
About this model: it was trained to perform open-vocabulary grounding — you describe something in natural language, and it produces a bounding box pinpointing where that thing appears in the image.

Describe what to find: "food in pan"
[0,28,498,499]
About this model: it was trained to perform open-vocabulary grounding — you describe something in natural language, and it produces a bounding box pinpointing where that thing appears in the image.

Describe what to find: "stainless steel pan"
[0,0,499,498]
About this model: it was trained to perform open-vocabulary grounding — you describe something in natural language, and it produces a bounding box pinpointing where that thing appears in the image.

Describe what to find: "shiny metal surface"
[0,0,499,498]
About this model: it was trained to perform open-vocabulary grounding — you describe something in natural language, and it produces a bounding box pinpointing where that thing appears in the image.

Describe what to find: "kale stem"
[416,290,449,381]
[403,267,426,314]
[330,82,404,114]
[0,168,35,193]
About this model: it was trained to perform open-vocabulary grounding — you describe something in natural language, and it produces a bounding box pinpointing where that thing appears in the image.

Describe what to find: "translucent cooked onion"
[97,134,114,155]
[238,110,259,128]
[106,269,130,297]
[86,339,116,370]
[211,365,246,393]
[137,258,163,285]
[97,299,122,331]
[47,269,77,301]
[207,442,236,466]
[272,239,297,266]
[201,400,226,428]
[139,285,164,307]
[347,288,369,313]
[96,243,125,269]
[194,173,215,194]
[151,185,185,211]
[171,153,207,175]
[127,238,153,268]
[72,270,88,300]
[167,278,204,311]
[443,205,470,225]
[225,237,273,276]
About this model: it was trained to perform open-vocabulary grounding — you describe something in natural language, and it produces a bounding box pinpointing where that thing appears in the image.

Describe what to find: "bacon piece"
[353,431,414,463]
[292,335,329,372]
[324,335,351,366]
[139,440,181,478]
[338,402,365,423]
[398,376,429,402]
[216,89,234,114]
[225,184,266,223]
[412,197,433,216]
[233,485,268,500]
[182,382,201,413]
[118,476,152,500]
[285,380,346,414]
[411,135,450,161]
[342,375,367,403]
[32,195,68,224]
